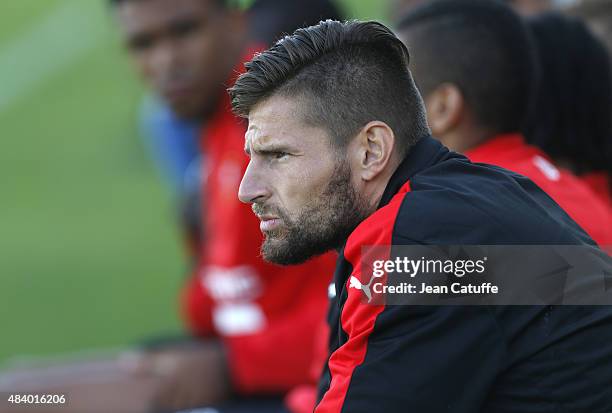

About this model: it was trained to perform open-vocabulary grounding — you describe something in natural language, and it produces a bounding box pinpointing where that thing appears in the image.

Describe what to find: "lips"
[256,214,282,232]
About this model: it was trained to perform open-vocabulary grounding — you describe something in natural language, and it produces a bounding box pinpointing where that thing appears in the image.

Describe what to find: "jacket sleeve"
[223,279,330,395]
[181,273,215,338]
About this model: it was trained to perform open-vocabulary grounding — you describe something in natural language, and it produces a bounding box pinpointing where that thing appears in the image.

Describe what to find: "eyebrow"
[245,142,292,157]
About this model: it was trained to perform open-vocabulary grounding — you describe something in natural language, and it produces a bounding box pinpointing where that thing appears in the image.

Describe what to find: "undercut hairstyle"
[228,20,430,157]
[524,12,612,178]
[396,0,538,135]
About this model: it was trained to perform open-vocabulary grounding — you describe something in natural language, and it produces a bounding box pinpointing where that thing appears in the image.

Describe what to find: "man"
[524,12,612,210]
[230,16,612,413]
[396,0,611,247]
[564,1,612,209]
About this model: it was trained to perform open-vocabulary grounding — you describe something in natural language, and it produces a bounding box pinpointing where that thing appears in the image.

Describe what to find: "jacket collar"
[377,135,458,209]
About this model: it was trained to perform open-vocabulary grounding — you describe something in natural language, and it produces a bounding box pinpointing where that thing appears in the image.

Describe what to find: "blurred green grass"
[0,0,388,365]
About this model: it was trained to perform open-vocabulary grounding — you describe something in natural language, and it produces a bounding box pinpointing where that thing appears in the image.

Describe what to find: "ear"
[424,83,464,136]
[351,121,396,182]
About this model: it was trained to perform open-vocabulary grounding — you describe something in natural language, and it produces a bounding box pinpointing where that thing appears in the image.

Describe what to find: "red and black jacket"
[315,136,612,413]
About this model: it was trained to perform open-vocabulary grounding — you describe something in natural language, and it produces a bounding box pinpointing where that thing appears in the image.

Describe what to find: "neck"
[442,127,492,153]
[365,155,403,214]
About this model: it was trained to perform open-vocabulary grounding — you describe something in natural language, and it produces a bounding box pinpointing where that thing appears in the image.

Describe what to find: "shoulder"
[395,159,586,244]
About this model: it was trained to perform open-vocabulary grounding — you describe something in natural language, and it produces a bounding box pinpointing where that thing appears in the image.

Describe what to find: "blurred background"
[0,0,389,369]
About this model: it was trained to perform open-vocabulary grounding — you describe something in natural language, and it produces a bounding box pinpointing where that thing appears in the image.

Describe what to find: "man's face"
[115,0,238,119]
[238,95,369,265]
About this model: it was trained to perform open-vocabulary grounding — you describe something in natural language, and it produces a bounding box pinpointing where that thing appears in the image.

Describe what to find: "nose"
[238,160,269,204]
[151,41,180,77]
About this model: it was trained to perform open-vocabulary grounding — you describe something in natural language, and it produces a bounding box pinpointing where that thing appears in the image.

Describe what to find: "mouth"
[164,85,195,103]
[162,79,198,103]
[256,215,282,233]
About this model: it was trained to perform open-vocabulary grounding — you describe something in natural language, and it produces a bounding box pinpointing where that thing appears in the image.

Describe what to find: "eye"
[128,34,155,52]
[272,151,289,160]
[171,19,201,39]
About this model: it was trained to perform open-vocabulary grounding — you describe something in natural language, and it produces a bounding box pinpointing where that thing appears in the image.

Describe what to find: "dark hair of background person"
[109,0,344,32]
[396,0,538,136]
[247,0,343,45]
[229,20,430,158]
[109,0,229,6]
[390,0,554,20]
[524,12,612,178]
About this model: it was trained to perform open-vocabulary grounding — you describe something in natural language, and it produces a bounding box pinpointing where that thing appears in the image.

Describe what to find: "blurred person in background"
[504,0,555,15]
[396,0,612,246]
[0,1,341,412]
[391,0,557,20]
[524,12,612,210]
[568,0,612,68]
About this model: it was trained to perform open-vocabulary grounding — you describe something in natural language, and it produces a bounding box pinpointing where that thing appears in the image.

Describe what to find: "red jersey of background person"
[581,172,612,211]
[465,134,612,246]
[181,48,336,394]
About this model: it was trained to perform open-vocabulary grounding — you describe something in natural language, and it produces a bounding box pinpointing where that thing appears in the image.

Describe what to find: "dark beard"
[258,161,370,265]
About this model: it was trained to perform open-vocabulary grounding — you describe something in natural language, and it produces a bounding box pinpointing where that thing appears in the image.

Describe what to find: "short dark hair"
[524,12,612,177]
[229,20,430,156]
[396,0,537,134]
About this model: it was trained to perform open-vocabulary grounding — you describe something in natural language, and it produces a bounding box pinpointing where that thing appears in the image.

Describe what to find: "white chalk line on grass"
[0,1,105,113]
